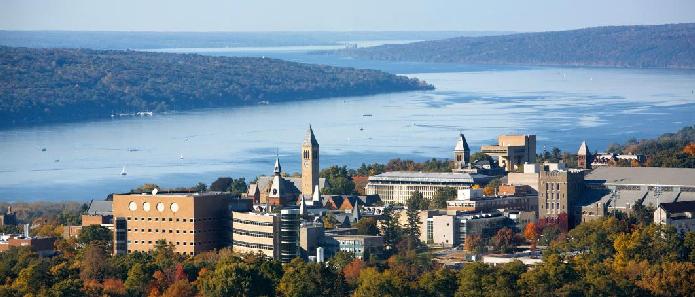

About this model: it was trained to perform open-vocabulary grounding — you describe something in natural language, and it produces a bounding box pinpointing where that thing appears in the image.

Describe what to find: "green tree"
[328,251,355,271]
[77,225,112,245]
[277,258,346,297]
[195,182,208,192]
[12,259,52,296]
[354,217,379,235]
[417,268,458,297]
[320,166,356,195]
[455,262,494,297]
[431,187,456,209]
[405,191,426,250]
[199,262,274,297]
[684,231,695,262]
[124,263,150,297]
[380,206,402,252]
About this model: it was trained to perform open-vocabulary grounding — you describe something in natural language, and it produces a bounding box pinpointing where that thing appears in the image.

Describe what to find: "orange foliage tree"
[523,223,540,250]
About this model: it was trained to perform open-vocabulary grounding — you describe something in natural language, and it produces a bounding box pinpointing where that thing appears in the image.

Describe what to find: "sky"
[2,0,695,32]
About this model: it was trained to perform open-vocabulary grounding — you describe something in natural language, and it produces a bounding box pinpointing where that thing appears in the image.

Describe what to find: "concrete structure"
[324,234,384,259]
[446,192,537,214]
[580,167,695,223]
[301,126,320,197]
[507,163,541,192]
[0,206,17,226]
[231,209,300,263]
[300,222,324,260]
[424,211,514,247]
[481,135,536,171]
[654,201,695,234]
[366,171,493,204]
[112,191,232,256]
[538,169,585,226]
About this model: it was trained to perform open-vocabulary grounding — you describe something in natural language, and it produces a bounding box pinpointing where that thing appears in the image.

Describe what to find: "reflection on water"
[1,51,694,200]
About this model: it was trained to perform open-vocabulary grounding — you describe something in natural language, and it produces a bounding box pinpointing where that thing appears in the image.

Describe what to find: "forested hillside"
[0,47,432,127]
[339,23,695,69]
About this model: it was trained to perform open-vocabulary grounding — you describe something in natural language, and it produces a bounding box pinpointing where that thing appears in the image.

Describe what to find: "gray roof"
[585,167,695,187]
[304,126,319,146]
[255,176,327,194]
[86,200,112,216]
[455,134,470,152]
[369,171,490,184]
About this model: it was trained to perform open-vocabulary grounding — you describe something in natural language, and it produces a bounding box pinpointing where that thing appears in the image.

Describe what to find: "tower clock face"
[272,189,278,195]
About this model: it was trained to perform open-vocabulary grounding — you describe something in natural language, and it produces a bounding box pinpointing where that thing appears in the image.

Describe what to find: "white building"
[654,201,695,234]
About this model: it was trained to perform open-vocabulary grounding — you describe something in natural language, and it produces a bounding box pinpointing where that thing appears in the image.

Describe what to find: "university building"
[480,134,536,171]
[231,209,301,263]
[112,191,232,256]
[366,134,493,204]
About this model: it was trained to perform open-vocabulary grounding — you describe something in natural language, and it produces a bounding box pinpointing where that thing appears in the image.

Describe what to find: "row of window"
[127,240,216,246]
[232,229,273,238]
[232,240,273,250]
[232,218,273,226]
[127,228,220,234]
[126,250,197,256]
[126,217,226,223]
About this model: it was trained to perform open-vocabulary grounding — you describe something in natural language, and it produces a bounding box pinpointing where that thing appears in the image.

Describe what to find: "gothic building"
[577,141,591,169]
[301,125,320,197]
[453,133,471,170]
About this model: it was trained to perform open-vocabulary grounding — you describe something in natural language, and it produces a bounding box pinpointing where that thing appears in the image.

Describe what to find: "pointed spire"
[454,133,470,152]
[578,141,589,155]
[274,157,282,175]
[352,198,361,222]
[312,185,321,202]
[299,195,306,216]
[303,125,319,146]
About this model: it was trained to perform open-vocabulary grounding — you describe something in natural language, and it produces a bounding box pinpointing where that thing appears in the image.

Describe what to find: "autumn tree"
[491,227,517,253]
[523,223,540,250]
[463,234,485,254]
[353,267,409,297]
[342,258,365,287]
[162,280,196,297]
[80,243,109,282]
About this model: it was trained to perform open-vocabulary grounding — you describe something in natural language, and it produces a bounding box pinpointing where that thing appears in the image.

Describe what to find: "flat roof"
[369,171,489,183]
[585,167,695,187]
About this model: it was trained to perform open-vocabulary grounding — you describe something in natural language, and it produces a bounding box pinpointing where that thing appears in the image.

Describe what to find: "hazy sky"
[2,0,695,32]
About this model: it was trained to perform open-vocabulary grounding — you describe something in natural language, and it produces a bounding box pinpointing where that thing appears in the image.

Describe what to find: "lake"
[1,46,694,201]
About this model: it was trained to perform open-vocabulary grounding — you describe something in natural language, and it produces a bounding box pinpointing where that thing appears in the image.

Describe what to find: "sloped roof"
[660,201,695,213]
[86,200,112,216]
[255,176,327,194]
[585,167,695,187]
[455,133,470,152]
[578,141,589,155]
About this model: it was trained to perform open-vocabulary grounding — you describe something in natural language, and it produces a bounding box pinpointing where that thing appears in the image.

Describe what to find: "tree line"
[0,47,432,127]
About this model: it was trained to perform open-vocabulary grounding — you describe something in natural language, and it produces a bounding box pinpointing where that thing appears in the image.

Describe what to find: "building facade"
[538,169,584,226]
[654,201,695,234]
[231,209,300,263]
[453,133,471,171]
[112,192,231,256]
[324,234,384,259]
[480,134,536,171]
[366,171,492,204]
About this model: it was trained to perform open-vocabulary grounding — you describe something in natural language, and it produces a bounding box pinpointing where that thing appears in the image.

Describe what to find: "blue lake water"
[1,46,694,201]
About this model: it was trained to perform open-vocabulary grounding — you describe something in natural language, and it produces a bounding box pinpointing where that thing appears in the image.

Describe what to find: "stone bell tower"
[301,125,319,196]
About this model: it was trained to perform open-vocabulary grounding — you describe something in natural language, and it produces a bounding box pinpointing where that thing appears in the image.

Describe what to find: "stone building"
[538,169,585,226]
[301,126,320,197]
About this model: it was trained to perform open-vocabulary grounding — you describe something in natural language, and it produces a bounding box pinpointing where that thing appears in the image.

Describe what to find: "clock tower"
[301,125,319,196]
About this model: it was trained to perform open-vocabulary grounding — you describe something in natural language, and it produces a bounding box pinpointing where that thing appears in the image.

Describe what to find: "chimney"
[23,224,29,238]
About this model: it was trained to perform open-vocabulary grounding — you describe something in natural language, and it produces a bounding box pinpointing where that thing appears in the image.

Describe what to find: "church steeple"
[301,125,319,196]
[454,133,470,169]
[577,141,591,169]
[273,157,282,176]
